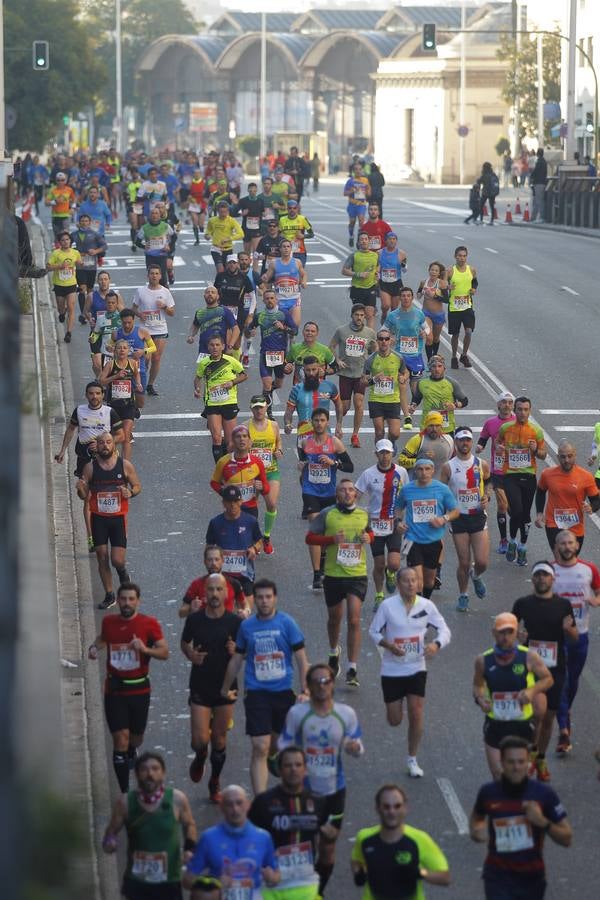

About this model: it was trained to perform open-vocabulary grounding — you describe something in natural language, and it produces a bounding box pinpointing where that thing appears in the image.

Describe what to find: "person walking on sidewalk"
[530,148,548,223]
[477,162,499,226]
[464,182,481,225]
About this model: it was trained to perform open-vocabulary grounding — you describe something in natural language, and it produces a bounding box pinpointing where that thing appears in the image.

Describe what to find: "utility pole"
[510,0,520,158]
[260,12,267,160]
[115,0,124,153]
[565,0,577,159]
[459,1,466,185]
[537,33,544,147]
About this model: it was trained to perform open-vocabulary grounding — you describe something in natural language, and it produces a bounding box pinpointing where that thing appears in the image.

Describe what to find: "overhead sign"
[189,102,218,132]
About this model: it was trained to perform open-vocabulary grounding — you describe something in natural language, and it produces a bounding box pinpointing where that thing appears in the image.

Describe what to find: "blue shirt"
[162,172,179,203]
[386,306,426,359]
[287,380,339,423]
[114,325,147,375]
[187,820,277,887]
[378,247,404,282]
[236,611,305,692]
[193,306,237,353]
[205,512,262,582]
[395,479,457,544]
[78,198,112,234]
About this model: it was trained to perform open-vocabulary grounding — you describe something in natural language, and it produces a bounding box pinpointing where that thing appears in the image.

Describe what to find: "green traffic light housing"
[32,40,49,70]
[422,23,436,52]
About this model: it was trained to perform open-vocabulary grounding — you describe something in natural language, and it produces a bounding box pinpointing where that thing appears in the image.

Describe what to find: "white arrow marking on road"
[436,778,469,835]
[561,286,579,295]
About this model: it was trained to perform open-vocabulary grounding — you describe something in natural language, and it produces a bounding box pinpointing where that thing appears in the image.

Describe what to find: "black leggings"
[479,194,495,222]
[504,473,537,541]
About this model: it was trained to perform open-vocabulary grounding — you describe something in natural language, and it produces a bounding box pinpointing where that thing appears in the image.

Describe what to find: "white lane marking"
[519,264,534,271]
[139,410,493,421]
[436,777,469,835]
[452,234,465,240]
[427,229,436,233]
[540,409,598,414]
[134,426,485,438]
[398,199,468,217]
[561,286,579,295]
[554,426,595,431]
[484,247,499,254]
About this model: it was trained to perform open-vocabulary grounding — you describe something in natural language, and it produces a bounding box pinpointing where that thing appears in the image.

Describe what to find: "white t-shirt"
[132,285,175,336]
[369,594,451,676]
[552,559,600,634]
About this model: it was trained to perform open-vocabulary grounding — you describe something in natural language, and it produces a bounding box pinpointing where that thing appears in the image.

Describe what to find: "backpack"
[489,173,500,197]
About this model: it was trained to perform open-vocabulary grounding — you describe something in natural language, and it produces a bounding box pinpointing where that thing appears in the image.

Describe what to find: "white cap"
[226,254,238,263]
[375,439,394,453]
[497,390,514,402]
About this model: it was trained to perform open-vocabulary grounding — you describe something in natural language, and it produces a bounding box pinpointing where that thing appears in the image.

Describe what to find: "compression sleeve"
[336,451,354,473]
[535,487,547,514]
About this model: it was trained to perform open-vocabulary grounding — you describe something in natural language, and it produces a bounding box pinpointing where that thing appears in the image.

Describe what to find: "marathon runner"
[476,391,516,554]
[246,395,285,555]
[70,213,107,324]
[398,411,454,480]
[132,263,175,397]
[329,303,377,448]
[100,339,143,460]
[344,162,370,247]
[210,423,270,518]
[263,238,307,330]
[284,357,343,451]
[194,335,247,462]
[341,231,379,330]
[214,254,255,359]
[136,206,174,287]
[409,354,468,435]
[205,485,263,606]
[447,245,478,369]
[417,261,449,361]
[187,169,207,244]
[179,545,248,619]
[361,202,393,253]
[278,200,314,266]
[255,219,284,277]
[363,329,411,445]
[385,286,429,398]
[46,230,81,343]
[285,322,336,385]
[186,285,239,362]
[205,200,244,274]
[535,440,599,550]
[235,181,265,253]
[113,309,156,413]
[244,288,297,414]
[377,232,407,322]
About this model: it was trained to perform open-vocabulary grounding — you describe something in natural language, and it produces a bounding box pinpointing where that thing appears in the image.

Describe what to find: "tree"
[497,30,561,143]
[4,0,107,150]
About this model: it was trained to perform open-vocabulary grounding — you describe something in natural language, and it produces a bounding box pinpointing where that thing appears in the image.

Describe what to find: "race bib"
[109,643,140,671]
[493,817,534,853]
[458,488,481,514]
[508,448,531,469]
[369,237,381,250]
[492,691,524,721]
[58,267,74,281]
[90,218,101,232]
[393,635,421,660]
[553,508,579,529]
[237,483,256,502]
[246,216,260,229]
[265,350,285,368]
[188,202,201,213]
[437,409,450,428]
[82,254,95,267]
[371,517,394,536]
[291,240,300,253]
[277,842,314,883]
[411,499,436,523]
[253,448,273,467]
[452,294,471,311]
[96,491,122,514]
[209,385,231,403]
[493,450,505,471]
[148,236,165,250]
[222,550,247,574]
[374,375,394,396]
[529,640,558,667]
[570,600,584,621]
[277,282,297,297]
[255,651,285,682]
[112,379,132,399]
[263,207,275,220]
[344,336,366,358]
[308,463,332,485]
[132,203,143,215]
[306,746,335,773]
[223,881,252,900]
[183,175,192,185]
[196,352,209,364]
[336,542,362,567]
[131,851,167,883]
[144,310,162,327]
[399,336,418,355]
[353,188,366,201]
[243,293,254,310]
[381,267,397,283]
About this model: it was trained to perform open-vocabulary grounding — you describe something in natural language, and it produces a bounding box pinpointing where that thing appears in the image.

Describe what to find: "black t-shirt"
[214,272,254,313]
[181,610,241,694]
[249,784,325,851]
[236,196,265,229]
[512,593,575,671]
[256,235,284,272]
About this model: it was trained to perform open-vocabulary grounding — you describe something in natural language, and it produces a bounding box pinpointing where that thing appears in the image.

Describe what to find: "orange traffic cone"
[493,204,498,220]
[504,203,513,223]
[515,196,522,215]
[482,201,488,216]
[21,191,35,222]
[523,202,530,222]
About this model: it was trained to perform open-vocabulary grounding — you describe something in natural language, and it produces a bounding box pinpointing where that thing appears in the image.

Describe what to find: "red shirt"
[182,574,246,613]
[101,612,164,694]
[361,219,392,251]
[210,453,269,510]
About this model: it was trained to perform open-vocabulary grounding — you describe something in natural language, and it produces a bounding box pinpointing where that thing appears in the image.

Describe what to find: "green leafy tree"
[4,0,107,150]
[497,30,561,143]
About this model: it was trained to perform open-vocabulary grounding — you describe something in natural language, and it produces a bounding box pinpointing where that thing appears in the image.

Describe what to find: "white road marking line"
[519,264,534,271]
[452,234,465,240]
[134,426,486,438]
[397,199,468,217]
[139,410,494,421]
[427,229,436,233]
[561,286,579,295]
[484,247,499,254]
[554,426,595,431]
[540,410,598,414]
[436,777,469,835]
[167,531,183,535]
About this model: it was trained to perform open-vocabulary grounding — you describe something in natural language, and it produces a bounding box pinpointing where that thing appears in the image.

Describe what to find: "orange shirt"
[538,464,599,535]
[498,420,545,475]
[49,185,75,217]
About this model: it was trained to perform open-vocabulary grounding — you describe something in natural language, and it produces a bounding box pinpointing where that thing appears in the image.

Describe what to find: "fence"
[544,175,600,229]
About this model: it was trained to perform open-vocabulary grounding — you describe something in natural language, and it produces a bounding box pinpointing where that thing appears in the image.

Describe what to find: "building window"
[482,115,503,125]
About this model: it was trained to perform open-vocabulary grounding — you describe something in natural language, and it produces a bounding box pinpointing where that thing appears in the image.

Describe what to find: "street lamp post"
[260,12,266,160]
[116,0,124,153]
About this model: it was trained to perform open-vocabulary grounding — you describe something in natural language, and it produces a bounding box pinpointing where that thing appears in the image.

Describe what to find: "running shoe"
[517,546,528,567]
[505,540,517,563]
[450,357,459,369]
[470,569,487,599]
[556,730,572,757]
[456,593,470,612]
[460,354,473,368]
[97,592,116,611]
[168,273,175,285]
[263,538,274,556]
[345,667,359,687]
[328,646,341,679]
[189,752,206,784]
[242,353,250,368]
[407,758,424,778]
[350,433,360,448]
[535,756,551,782]
[58,313,66,323]
[373,591,385,611]
[385,568,397,593]
[497,539,508,554]
[348,236,354,247]
[208,776,221,804]
[87,536,95,553]
[64,331,71,343]
[78,314,86,325]
[312,571,324,591]
[403,415,413,431]
[130,244,136,252]
[146,384,159,396]
[434,572,442,591]
[118,568,131,585]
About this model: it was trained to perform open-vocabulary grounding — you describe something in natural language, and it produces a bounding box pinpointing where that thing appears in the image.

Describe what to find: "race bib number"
[144,310,162,327]
[96,491,122,514]
[112,379,132,399]
[353,188,366,201]
[393,635,421,660]
[399,336,418,355]
[308,463,332,485]
[237,483,256,502]
[411,499,436,523]
[381,267,397,283]
[344,336,366,358]
[265,350,285,368]
[529,640,558,667]
[188,202,201,213]
[277,842,314,883]
[291,240,300,253]
[437,409,450,428]
[196,352,209,364]
[58,267,74,281]
[492,692,524,721]
[263,207,275,220]
[277,282,297,297]
[82,254,95,267]
[374,375,394,396]
[371,517,394,536]
[493,450,505,471]
[90,218,101,233]
[255,651,285,682]
[131,851,167,883]
[246,216,260,229]
[452,294,471,311]
[223,881,252,900]
[570,600,584,621]
[148,236,165,250]
[209,385,231,403]
[306,746,335,773]
[222,550,247,574]
[132,203,143,215]
[336,542,362,567]
[253,448,273,467]
[243,293,254,310]
[458,488,481,514]
[493,817,534,853]
[369,236,382,250]
[109,643,140,671]
[183,175,192,185]
[508,448,531,469]
[553,508,579,529]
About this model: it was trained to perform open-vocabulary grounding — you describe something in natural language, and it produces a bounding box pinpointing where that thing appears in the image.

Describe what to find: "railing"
[544,175,600,229]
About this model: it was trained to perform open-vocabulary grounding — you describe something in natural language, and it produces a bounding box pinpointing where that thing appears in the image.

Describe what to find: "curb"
[30,223,120,899]
[507,220,600,239]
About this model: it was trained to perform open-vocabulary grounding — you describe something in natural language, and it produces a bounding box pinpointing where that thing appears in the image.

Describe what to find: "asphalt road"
[54,183,600,898]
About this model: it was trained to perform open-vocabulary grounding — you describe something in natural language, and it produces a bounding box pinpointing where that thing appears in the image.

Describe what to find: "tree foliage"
[4,0,107,150]
[497,30,561,142]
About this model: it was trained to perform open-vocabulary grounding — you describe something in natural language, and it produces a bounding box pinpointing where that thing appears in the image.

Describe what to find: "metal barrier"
[545,175,600,229]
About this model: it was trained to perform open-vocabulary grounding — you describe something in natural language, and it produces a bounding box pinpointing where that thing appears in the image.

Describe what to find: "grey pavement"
[44,184,600,897]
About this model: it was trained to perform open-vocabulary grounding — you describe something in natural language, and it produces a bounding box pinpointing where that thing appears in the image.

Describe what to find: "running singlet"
[352,824,449,900]
[107,359,137,406]
[478,414,516,475]
[88,456,129,517]
[344,176,369,205]
[448,264,474,313]
[124,788,181,885]
[70,403,117,444]
[287,380,339,423]
[249,309,294,353]
[273,257,301,302]
[413,376,466,433]
[301,434,337,497]
[378,246,403,282]
[248,419,279,475]
[49,248,81,287]
[346,250,378,289]
[552,560,600,634]
[308,506,370,578]
[196,353,244,407]
[235,611,305,692]
[364,351,406,404]
[278,214,312,254]
[498,420,545,476]
[355,464,408,536]
[385,307,426,359]
[482,645,534,721]
[186,821,277,891]
[114,326,148,376]
[447,455,485,516]
[395,480,457,544]
[279,701,363,795]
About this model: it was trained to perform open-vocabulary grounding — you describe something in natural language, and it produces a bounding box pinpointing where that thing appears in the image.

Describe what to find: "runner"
[587,421,600,488]
[179,545,248,619]
[476,391,516,554]
[278,663,365,896]
[306,480,372,686]
[470,736,572,899]
[497,396,546,566]
[132,263,176,397]
[417,261,449,361]
[102,752,196,900]
[285,322,336,385]
[113,309,156,413]
[512,561,578,781]
[377,232,407,322]
[551,530,600,755]
[187,168,207,243]
[194,335,247,461]
[214,254,255,360]
[136,206,174,287]
[284,357,343,452]
[78,184,112,235]
[398,412,454,480]
[440,427,491,612]
[472,612,553,779]
[409,355,468,435]
[89,289,122,376]
[363,328,411,445]
[235,181,265,253]
[344,162,370,247]
[341,231,379,329]
[246,395,284,555]
[205,485,263,606]
[395,459,459,597]
[45,171,76,243]
[100,340,143,460]
[278,200,314,266]
[355,440,409,606]
[126,167,144,251]
[70,213,107,324]
[258,176,286,227]
[46,230,81,342]
[244,288,297,413]
[329,304,377,448]
[263,238,307,330]
[205,200,244,274]
[220,579,309,794]
[77,432,141,609]
[352,784,450,897]
[361,202,393,253]
[88,583,168,792]
[210,423,269,518]
[181,573,242,802]
[446,245,478,369]
[238,250,262,365]
[369,567,451,777]
[385,286,429,403]
[255,219,284,277]
[186,285,239,362]
[534,440,599,550]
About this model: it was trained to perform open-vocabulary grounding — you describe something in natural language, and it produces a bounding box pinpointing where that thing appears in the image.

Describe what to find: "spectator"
[368,163,386,216]
[502,151,513,189]
[464,182,481,224]
[584,155,597,177]
[311,153,321,192]
[530,147,548,223]
[477,161,499,225]
[527,149,537,184]
[518,152,529,187]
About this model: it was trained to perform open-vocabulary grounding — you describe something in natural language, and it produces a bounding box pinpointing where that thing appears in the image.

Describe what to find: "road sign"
[458,125,469,137]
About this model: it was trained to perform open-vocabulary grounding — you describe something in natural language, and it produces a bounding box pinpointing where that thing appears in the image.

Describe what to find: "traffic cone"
[523,202,530,222]
[493,204,498,220]
[482,201,488,216]
[21,191,35,222]
[515,196,522,214]
[504,203,513,223]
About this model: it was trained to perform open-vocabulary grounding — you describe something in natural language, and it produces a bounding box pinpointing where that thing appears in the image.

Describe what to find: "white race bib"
[246,216,260,229]
[508,448,531,469]
[493,450,505,471]
[411,499,436,523]
[291,240,300,253]
[492,691,524,721]
[148,236,165,250]
[208,385,231,403]
[253,448,273,467]
[255,651,285,682]
[306,746,335,773]
[112,379,132,399]
[132,203,143,215]
[237,483,256,502]
[353,188,366,201]
[277,842,315,883]
[393,635,421,661]
[223,881,252,900]
[381,268,397,283]
[144,310,162,327]
[344,336,366,358]
[58,268,74,281]
[493,817,534,853]
[109,643,140,672]
[131,852,167,883]
[452,294,471,311]
[277,283,297,297]
[265,350,285,368]
[458,488,481,514]
[374,375,394,396]
[336,542,362,567]
[371,517,394,536]
[196,352,209,364]
[369,236,382,250]
[399,336,418,355]
[553,508,579,529]
[188,202,201,213]
[529,640,558,667]
[263,207,275,220]
[96,491,122,514]
[222,550,247,574]
[308,463,332,485]
[82,254,96,267]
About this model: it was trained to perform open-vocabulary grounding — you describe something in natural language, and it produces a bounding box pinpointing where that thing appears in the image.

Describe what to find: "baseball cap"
[267,220,278,226]
[56,172,67,180]
[226,254,238,263]
[532,561,555,577]
[424,411,444,427]
[221,485,242,501]
[287,199,298,207]
[497,391,515,402]
[375,439,394,453]
[455,427,473,440]
[217,200,229,209]
[386,231,398,239]
[250,395,268,408]
[494,612,518,631]
[415,457,435,468]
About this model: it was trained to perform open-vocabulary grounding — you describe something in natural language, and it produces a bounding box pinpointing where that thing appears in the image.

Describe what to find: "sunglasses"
[377,336,391,341]
[311,676,333,685]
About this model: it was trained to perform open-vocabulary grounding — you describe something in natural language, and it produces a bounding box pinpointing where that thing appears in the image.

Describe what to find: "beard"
[304,375,320,390]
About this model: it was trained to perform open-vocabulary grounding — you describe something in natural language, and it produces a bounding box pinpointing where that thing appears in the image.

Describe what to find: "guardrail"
[545,175,600,229]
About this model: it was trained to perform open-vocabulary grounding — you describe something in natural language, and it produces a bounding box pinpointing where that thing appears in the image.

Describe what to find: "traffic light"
[422,23,436,52]
[32,40,49,70]
[586,112,594,133]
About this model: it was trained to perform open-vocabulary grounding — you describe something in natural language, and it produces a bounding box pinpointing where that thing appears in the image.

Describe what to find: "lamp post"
[116,0,124,153]
[260,12,266,159]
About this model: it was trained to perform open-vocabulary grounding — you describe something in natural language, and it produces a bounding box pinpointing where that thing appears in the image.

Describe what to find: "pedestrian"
[311,152,321,192]
[368,163,385,216]
[502,150,513,189]
[477,162,499,225]
[530,148,548,223]
[464,182,481,224]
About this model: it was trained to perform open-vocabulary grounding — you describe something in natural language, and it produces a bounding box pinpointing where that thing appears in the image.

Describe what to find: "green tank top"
[448,264,473,313]
[351,250,378,289]
[125,787,181,884]
[322,506,370,577]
